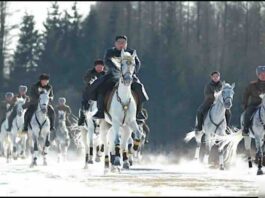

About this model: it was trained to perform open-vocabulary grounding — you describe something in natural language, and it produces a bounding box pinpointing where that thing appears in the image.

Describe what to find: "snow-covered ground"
[0,151,264,196]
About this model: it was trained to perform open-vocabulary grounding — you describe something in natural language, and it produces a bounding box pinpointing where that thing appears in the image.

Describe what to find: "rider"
[242,66,265,136]
[92,35,149,121]
[78,59,106,126]
[194,71,231,132]
[22,73,55,133]
[0,92,16,129]
[55,97,72,127]
[6,85,30,132]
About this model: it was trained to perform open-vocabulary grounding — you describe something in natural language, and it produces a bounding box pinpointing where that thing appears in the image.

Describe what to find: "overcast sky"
[7,1,96,53]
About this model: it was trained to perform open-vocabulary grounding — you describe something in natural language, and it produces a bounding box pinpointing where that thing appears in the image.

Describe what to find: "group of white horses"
[0,49,146,173]
[184,82,265,175]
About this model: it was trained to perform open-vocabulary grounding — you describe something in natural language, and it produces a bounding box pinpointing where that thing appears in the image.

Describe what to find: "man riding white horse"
[6,85,30,132]
[78,59,106,126]
[242,66,265,136]
[22,74,55,135]
[0,92,16,131]
[91,35,149,123]
[194,71,231,133]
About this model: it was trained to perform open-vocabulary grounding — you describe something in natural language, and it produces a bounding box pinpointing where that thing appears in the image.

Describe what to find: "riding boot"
[22,108,31,132]
[48,106,55,131]
[195,111,203,132]
[136,102,147,121]
[93,94,105,119]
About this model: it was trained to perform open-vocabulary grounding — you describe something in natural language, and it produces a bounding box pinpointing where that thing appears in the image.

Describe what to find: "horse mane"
[110,51,134,69]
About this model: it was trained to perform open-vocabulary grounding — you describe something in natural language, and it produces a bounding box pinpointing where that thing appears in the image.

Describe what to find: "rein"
[35,103,47,136]
[116,88,131,125]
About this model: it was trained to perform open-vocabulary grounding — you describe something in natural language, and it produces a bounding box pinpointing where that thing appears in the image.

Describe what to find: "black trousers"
[243,105,259,129]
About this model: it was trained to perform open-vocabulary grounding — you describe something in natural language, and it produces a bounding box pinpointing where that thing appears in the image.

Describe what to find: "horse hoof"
[129,160,133,166]
[95,156,101,163]
[123,161,130,170]
[84,165,88,169]
[88,160,93,164]
[43,161,47,166]
[220,166,225,171]
[249,161,253,168]
[257,169,263,175]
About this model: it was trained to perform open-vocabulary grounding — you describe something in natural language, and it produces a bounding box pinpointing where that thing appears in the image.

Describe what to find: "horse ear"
[222,81,226,87]
[231,82,235,89]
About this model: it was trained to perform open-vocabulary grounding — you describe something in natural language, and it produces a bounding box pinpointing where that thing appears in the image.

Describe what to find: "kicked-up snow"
[0,151,264,196]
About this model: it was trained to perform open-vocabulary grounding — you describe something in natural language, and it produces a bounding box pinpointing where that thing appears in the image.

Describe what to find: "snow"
[0,151,264,196]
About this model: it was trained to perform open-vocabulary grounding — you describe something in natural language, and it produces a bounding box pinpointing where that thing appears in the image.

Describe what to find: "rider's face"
[211,74,220,83]
[6,97,12,103]
[258,72,265,81]
[95,64,104,73]
[19,90,26,95]
[115,39,127,50]
[40,80,49,86]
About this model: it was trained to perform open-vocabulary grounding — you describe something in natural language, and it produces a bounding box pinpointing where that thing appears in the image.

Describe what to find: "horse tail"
[216,128,243,165]
[184,131,196,143]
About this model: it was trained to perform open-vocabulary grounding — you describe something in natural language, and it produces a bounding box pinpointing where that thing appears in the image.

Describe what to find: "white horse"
[239,94,265,175]
[185,82,235,170]
[80,101,103,169]
[10,98,27,159]
[100,49,143,172]
[28,91,51,167]
[0,104,15,162]
[54,109,70,162]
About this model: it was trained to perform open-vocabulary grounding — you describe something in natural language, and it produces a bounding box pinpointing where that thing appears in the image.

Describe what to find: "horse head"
[111,49,136,86]
[220,81,235,109]
[15,98,26,117]
[39,90,49,114]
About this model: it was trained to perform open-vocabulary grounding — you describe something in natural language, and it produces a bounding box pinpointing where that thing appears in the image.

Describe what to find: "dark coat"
[0,100,16,123]
[104,47,141,76]
[82,68,106,101]
[28,81,54,105]
[202,80,223,106]
[242,79,265,110]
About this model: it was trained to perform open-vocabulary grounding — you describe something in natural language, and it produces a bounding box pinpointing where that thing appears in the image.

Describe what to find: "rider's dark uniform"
[78,63,106,126]
[195,80,231,131]
[93,47,149,120]
[242,79,265,134]
[23,75,55,132]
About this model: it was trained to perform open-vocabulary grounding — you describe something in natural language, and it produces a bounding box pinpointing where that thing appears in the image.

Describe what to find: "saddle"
[104,85,139,115]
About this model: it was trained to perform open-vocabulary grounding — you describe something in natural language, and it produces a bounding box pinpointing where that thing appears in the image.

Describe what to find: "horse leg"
[203,134,210,165]
[111,122,121,168]
[88,126,94,164]
[129,121,142,152]
[255,138,263,175]
[100,120,110,171]
[81,128,89,169]
[244,136,252,168]
[194,131,203,161]
[42,134,49,166]
[57,141,62,163]
[128,136,133,166]
[218,146,225,170]
[121,126,131,170]
[30,138,38,168]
